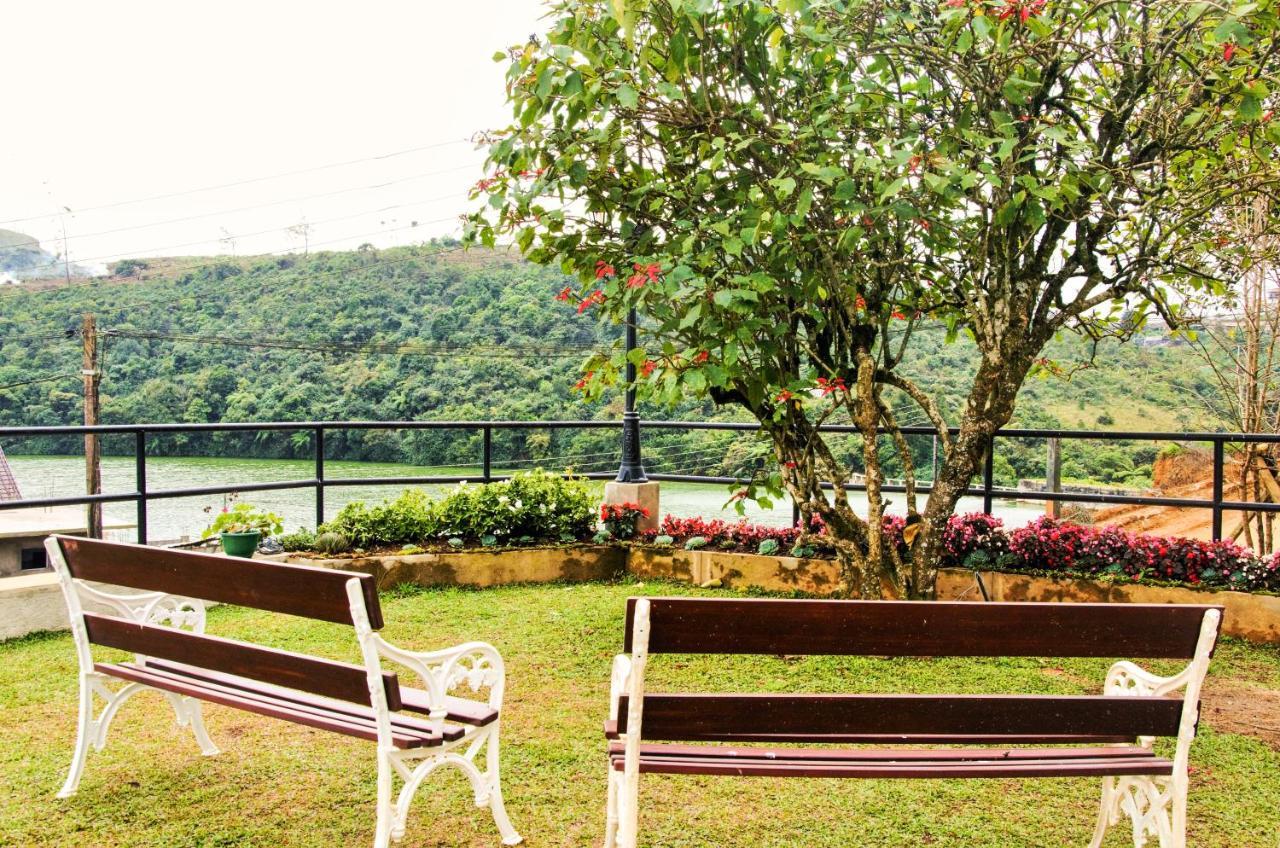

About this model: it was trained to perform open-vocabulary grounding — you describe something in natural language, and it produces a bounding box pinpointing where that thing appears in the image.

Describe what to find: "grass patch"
[1,579,1277,846]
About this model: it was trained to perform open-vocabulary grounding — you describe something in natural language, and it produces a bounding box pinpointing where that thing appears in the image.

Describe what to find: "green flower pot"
[219,530,261,558]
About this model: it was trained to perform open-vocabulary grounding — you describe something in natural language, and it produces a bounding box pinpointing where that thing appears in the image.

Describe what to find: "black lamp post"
[616,307,647,483]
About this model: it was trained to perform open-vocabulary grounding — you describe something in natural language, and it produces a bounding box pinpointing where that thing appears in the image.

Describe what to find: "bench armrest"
[608,654,632,722]
[373,635,507,718]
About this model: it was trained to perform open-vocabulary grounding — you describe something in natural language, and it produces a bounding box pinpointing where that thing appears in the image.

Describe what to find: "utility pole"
[82,314,102,538]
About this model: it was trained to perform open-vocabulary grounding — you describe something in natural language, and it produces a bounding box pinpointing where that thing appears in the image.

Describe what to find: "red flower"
[776,389,794,403]
[998,0,1044,22]
[573,371,594,391]
[815,377,847,396]
[1263,110,1275,123]
[907,154,923,173]
[577,289,606,314]
[474,177,500,192]
[554,286,573,302]
[640,359,656,377]
[626,262,661,289]
[891,310,907,320]
[916,218,932,231]
[1224,42,1236,63]
[861,215,875,228]
[855,295,867,310]
[595,261,616,279]
[783,460,797,469]
[693,350,709,364]
[943,0,966,7]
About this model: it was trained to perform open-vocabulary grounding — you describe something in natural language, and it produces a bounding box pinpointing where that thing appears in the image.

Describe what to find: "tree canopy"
[470,0,1280,596]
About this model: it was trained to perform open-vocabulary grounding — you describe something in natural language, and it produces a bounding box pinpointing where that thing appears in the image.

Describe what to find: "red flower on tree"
[693,350,710,364]
[627,262,662,289]
[554,286,573,302]
[776,389,794,403]
[815,377,847,396]
[891,310,907,320]
[640,359,657,377]
[1224,42,1236,63]
[998,0,1045,23]
[595,260,616,279]
[572,371,594,391]
[577,289,606,314]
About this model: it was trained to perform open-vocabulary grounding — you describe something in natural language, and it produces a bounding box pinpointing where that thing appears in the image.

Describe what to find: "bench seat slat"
[629,597,1220,659]
[606,741,1157,762]
[607,748,1175,779]
[96,662,448,749]
[82,613,402,710]
[144,659,497,728]
[602,719,1135,744]
[617,693,1183,740]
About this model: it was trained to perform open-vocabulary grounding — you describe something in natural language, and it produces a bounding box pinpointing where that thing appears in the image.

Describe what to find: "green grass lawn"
[1,579,1277,847]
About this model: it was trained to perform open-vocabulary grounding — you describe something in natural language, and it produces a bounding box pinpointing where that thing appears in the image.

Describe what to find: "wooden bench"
[46,535,522,847]
[604,597,1222,848]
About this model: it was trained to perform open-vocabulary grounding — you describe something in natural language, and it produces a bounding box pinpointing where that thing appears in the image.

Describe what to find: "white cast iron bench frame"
[605,597,1222,848]
[48,535,522,847]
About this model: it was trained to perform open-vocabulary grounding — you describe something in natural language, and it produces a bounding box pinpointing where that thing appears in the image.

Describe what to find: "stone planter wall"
[3,543,1275,645]
[267,545,627,592]
[935,567,1280,645]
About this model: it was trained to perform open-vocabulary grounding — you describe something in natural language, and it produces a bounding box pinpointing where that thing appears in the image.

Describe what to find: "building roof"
[0,445,20,502]
[0,506,132,540]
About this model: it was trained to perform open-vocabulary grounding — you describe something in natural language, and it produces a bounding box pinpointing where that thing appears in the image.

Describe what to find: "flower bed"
[641,512,1280,594]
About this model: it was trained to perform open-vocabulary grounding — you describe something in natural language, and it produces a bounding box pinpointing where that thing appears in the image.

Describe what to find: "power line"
[8,197,468,272]
[0,163,481,253]
[106,329,606,359]
[0,373,78,393]
[0,138,472,227]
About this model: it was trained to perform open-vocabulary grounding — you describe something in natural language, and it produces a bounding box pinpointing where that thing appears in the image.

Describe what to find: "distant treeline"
[0,244,1223,487]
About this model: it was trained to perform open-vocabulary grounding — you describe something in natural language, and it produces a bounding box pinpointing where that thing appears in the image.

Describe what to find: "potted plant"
[202,502,284,557]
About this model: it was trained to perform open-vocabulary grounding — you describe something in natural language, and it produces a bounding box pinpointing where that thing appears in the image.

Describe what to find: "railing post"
[1212,438,1224,541]
[1045,437,1062,519]
[315,425,325,529]
[982,435,995,516]
[135,430,148,545]
[483,426,492,482]
[616,307,648,483]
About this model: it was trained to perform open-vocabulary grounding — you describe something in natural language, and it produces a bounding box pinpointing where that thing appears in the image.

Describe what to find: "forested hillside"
[0,243,1222,486]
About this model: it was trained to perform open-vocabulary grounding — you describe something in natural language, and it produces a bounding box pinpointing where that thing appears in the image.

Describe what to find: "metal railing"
[1,419,1278,545]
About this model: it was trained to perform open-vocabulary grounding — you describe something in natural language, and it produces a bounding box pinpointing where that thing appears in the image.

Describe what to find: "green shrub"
[317,471,597,549]
[278,528,316,552]
[314,531,351,555]
[434,469,595,543]
[321,489,438,548]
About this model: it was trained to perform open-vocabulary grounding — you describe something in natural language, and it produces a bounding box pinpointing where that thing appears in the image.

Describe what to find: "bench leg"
[603,767,620,847]
[373,749,396,848]
[616,765,640,848]
[57,675,146,799]
[1090,775,1175,848]
[483,721,523,846]
[163,694,220,756]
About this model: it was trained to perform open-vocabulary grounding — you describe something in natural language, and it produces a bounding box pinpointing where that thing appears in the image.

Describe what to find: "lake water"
[5,454,1043,543]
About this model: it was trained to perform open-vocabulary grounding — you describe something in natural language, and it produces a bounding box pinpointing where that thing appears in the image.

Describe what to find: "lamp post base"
[603,481,660,534]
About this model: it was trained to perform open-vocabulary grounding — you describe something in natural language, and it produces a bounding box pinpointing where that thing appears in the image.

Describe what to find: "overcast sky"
[1,0,547,270]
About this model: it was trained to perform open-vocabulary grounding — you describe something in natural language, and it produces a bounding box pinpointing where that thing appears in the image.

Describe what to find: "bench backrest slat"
[83,612,402,710]
[615,693,1184,740]
[55,536,383,629]
[626,597,1217,658]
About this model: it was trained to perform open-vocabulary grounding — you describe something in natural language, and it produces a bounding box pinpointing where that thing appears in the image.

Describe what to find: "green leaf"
[617,84,639,108]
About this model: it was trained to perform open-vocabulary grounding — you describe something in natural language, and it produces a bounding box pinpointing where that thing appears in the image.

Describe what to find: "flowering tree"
[468,0,1280,597]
